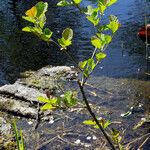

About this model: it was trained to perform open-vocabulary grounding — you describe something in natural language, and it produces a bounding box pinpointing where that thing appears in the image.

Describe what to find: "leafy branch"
[22,1,121,149]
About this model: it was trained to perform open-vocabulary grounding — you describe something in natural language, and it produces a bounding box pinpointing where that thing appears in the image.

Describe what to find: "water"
[0,0,150,84]
[0,0,150,149]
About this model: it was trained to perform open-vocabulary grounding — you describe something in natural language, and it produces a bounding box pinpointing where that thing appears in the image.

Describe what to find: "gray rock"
[38,66,72,77]
[0,66,78,118]
[0,82,46,103]
[0,117,11,136]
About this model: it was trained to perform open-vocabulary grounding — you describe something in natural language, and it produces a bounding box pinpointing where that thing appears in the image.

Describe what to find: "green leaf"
[83,120,96,125]
[107,0,117,6]
[96,52,106,61]
[73,0,82,4]
[35,2,48,18]
[86,16,100,26]
[79,60,87,69]
[94,119,111,129]
[83,68,90,77]
[87,58,96,70]
[104,35,112,44]
[49,97,58,105]
[62,28,73,40]
[44,28,53,39]
[103,120,111,129]
[37,96,50,103]
[58,38,72,48]
[96,33,112,44]
[85,5,94,15]
[57,0,70,6]
[22,26,32,32]
[39,15,46,29]
[97,25,110,32]
[107,15,120,33]
[98,2,106,15]
[91,36,102,49]
[63,91,78,107]
[86,7,99,26]
[22,16,36,23]
[41,103,56,110]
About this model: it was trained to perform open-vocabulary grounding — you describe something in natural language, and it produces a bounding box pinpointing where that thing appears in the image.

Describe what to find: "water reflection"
[0,0,150,84]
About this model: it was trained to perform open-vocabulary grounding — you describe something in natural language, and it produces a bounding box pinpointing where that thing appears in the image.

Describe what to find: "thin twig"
[138,137,149,149]
[33,102,40,130]
[64,50,83,72]
[35,136,57,150]
[125,133,150,148]
[77,80,116,150]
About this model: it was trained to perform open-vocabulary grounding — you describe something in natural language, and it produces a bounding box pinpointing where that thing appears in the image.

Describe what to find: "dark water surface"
[0,0,150,149]
[0,0,150,84]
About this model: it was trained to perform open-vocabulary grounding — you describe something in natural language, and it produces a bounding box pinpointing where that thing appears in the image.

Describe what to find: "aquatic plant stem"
[77,80,116,150]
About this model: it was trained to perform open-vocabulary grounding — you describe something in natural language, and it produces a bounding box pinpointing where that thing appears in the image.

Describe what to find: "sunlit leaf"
[107,15,120,33]
[107,0,117,6]
[83,120,96,125]
[62,28,73,41]
[22,26,32,32]
[63,91,78,107]
[25,6,37,17]
[44,28,53,39]
[87,58,96,70]
[91,36,102,49]
[58,38,72,48]
[98,2,106,15]
[35,2,48,18]
[96,52,106,61]
[37,96,50,103]
[41,103,56,110]
[22,16,36,23]
[57,0,70,6]
[79,60,87,69]
[73,0,82,4]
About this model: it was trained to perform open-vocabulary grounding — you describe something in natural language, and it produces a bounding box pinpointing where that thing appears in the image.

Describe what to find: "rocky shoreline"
[0,65,80,149]
[0,65,149,149]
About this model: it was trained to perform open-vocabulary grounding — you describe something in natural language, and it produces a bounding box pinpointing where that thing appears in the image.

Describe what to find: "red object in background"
[138,25,150,43]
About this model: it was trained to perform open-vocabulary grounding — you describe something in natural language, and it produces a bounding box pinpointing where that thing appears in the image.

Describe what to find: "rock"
[0,66,78,119]
[38,66,72,77]
[0,117,11,136]
[0,117,16,150]
[0,82,46,104]
[0,96,37,118]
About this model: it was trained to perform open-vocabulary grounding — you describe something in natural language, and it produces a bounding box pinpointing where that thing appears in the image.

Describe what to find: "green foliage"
[37,91,78,110]
[57,0,71,6]
[23,1,121,149]
[58,28,73,49]
[83,118,111,129]
[12,121,25,150]
[63,91,78,107]
[72,0,82,5]
[79,60,87,70]
[22,2,52,42]
[108,15,120,33]
[111,128,123,149]
[86,8,100,26]
[91,36,102,49]
[98,0,117,14]
[96,52,106,61]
